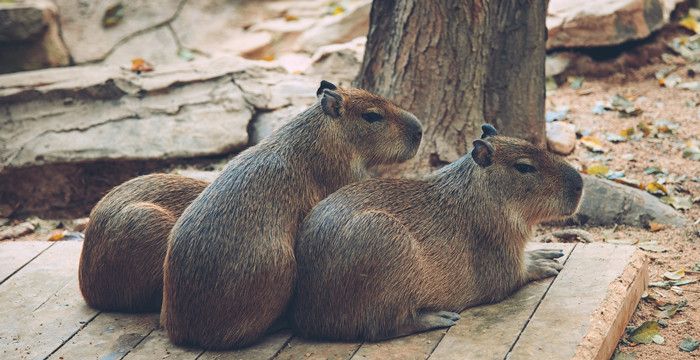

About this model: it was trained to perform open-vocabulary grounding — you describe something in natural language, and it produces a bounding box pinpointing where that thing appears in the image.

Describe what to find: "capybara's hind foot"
[391,310,459,339]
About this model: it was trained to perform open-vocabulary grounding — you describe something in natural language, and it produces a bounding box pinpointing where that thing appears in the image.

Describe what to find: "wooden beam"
[123,328,203,360]
[201,330,293,360]
[506,244,644,360]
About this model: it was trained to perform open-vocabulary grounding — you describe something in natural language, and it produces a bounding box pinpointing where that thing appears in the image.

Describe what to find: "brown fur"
[291,126,583,341]
[79,174,208,312]
[161,82,423,349]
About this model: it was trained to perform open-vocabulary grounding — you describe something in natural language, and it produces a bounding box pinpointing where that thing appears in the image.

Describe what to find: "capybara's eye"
[514,162,537,173]
[362,112,383,123]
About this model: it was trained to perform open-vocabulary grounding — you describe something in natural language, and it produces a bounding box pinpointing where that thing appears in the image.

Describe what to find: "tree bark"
[355,0,547,174]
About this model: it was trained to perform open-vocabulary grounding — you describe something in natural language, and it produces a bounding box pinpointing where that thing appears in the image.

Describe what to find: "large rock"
[546,0,683,49]
[102,26,181,67]
[295,0,370,53]
[55,0,181,63]
[0,56,317,217]
[546,121,576,155]
[305,36,365,85]
[569,175,686,228]
[0,0,70,73]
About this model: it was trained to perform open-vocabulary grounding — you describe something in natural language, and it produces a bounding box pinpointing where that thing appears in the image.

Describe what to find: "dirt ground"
[544,63,700,359]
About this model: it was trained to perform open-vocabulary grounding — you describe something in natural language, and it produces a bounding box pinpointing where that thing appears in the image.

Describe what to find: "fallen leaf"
[607,94,643,117]
[546,76,558,91]
[650,279,699,288]
[683,141,700,161]
[656,299,687,319]
[644,166,666,175]
[680,337,700,352]
[637,122,653,137]
[663,269,685,280]
[102,3,124,28]
[283,14,299,21]
[648,223,667,233]
[606,133,627,143]
[628,321,661,344]
[620,127,635,137]
[661,196,693,210]
[48,230,65,241]
[645,182,669,196]
[580,136,606,153]
[606,171,625,180]
[612,350,636,360]
[585,163,609,176]
[680,15,700,33]
[545,106,568,122]
[330,4,345,15]
[130,58,153,73]
[639,241,667,251]
[569,76,584,90]
[592,101,606,115]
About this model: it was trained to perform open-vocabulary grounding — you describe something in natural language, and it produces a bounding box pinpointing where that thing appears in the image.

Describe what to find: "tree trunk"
[355,0,547,174]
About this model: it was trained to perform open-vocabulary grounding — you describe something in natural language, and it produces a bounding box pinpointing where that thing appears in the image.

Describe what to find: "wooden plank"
[352,330,443,360]
[506,244,643,360]
[429,243,577,360]
[123,328,203,360]
[274,336,360,360]
[201,330,293,360]
[48,313,159,360]
[0,240,53,284]
[0,241,98,360]
[573,248,647,360]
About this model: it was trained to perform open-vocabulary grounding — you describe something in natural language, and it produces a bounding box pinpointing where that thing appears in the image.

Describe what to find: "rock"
[276,53,313,74]
[567,175,687,228]
[295,0,371,53]
[250,105,308,144]
[305,36,365,85]
[171,0,276,58]
[546,0,683,49]
[545,53,573,77]
[0,56,317,216]
[0,222,36,240]
[102,26,181,67]
[56,0,182,63]
[546,121,577,155]
[0,0,70,73]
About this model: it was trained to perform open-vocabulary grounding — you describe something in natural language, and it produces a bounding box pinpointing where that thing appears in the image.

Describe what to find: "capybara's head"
[470,124,583,224]
[317,80,423,165]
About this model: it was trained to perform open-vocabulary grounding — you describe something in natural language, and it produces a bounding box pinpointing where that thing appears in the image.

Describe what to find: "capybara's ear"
[481,124,498,139]
[471,139,494,167]
[320,88,343,118]
[317,80,338,97]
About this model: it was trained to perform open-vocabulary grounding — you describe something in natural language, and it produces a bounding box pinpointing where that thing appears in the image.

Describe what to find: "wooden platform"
[0,241,647,360]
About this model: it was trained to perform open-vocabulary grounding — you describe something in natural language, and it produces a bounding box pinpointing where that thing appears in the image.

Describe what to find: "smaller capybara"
[79,174,208,312]
[291,124,584,341]
[162,80,423,349]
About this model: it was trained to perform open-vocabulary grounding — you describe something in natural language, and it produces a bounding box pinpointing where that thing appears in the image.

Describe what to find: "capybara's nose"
[403,112,423,144]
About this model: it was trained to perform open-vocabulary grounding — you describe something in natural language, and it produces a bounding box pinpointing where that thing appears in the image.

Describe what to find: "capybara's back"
[79,174,207,312]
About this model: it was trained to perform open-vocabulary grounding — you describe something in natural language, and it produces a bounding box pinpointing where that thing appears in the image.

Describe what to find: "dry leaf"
[102,3,124,28]
[648,223,667,233]
[580,136,606,153]
[628,321,661,344]
[585,163,609,176]
[680,15,700,34]
[48,230,65,241]
[131,58,153,73]
[663,269,685,280]
[645,182,669,196]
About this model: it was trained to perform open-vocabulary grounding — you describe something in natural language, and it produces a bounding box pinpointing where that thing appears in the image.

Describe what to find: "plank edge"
[572,249,648,360]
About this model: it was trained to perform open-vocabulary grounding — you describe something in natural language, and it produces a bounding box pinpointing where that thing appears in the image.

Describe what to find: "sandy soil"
[544,63,700,359]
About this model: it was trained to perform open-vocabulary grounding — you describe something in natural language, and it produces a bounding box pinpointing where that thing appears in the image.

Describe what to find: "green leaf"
[628,321,661,344]
[680,337,700,352]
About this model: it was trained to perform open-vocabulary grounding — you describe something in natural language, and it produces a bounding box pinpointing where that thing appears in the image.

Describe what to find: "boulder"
[0,0,70,73]
[546,0,683,49]
[250,105,309,144]
[55,0,181,63]
[295,0,371,53]
[102,26,181,67]
[0,56,317,217]
[305,36,365,85]
[546,121,577,155]
[568,175,687,228]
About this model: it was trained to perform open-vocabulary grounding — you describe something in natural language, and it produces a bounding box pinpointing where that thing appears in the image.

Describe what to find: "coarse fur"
[79,174,208,312]
[161,81,423,350]
[291,125,584,341]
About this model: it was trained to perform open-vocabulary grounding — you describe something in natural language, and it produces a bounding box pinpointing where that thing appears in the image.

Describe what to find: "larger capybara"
[291,124,583,341]
[161,80,423,349]
[79,174,208,312]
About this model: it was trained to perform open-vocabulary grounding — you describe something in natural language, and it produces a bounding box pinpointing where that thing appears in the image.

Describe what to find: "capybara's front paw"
[527,249,564,260]
[526,258,563,281]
